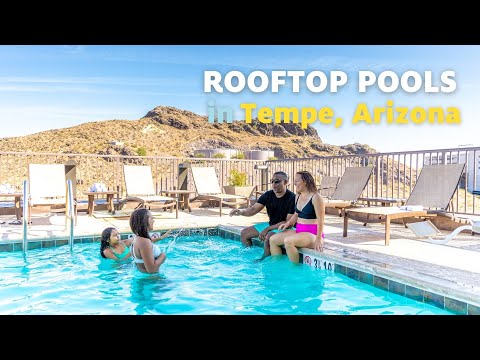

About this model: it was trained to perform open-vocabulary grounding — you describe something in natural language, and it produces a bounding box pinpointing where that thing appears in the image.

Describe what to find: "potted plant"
[223,169,255,207]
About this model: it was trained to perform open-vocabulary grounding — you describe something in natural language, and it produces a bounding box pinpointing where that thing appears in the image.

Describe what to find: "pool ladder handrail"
[21,179,76,258]
[66,179,75,251]
[22,179,28,259]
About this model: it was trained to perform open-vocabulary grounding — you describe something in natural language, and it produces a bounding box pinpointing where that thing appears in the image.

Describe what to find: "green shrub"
[228,169,247,186]
[267,156,278,161]
[137,146,147,156]
[231,153,245,159]
[212,153,226,158]
[193,153,206,158]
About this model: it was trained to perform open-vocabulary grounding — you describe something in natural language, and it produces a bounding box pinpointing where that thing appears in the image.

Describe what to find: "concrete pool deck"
[1,206,479,313]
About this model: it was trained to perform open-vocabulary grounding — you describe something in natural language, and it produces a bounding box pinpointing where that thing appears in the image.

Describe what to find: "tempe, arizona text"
[207,102,461,128]
[240,103,342,129]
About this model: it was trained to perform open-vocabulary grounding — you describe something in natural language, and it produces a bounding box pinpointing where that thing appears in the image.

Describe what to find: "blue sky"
[0,45,478,153]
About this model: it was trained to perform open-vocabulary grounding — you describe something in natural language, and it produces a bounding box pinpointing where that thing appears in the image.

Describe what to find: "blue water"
[0,235,452,314]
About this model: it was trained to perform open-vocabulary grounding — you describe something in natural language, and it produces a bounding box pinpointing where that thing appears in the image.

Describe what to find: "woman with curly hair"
[270,171,325,263]
[129,208,172,273]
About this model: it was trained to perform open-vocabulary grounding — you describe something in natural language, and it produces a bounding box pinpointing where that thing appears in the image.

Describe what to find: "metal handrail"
[21,179,75,257]
[22,179,28,259]
[66,180,75,251]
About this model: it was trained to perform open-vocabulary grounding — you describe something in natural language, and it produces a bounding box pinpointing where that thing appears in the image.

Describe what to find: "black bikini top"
[295,195,316,219]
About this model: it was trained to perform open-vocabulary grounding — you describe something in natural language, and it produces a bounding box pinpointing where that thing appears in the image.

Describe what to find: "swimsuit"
[254,222,296,234]
[295,195,317,219]
[295,195,324,238]
[130,239,162,264]
[109,242,130,260]
[295,223,324,238]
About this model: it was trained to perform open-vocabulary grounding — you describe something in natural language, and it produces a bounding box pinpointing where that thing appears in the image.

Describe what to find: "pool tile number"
[303,254,335,271]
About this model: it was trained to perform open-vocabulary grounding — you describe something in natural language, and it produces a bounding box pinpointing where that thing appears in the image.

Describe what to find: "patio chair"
[190,166,249,216]
[123,165,178,218]
[323,166,374,213]
[343,163,466,245]
[28,164,77,226]
[318,175,340,197]
[406,218,480,245]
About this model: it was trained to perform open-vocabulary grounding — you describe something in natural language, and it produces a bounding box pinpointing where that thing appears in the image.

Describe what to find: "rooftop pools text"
[203,70,461,128]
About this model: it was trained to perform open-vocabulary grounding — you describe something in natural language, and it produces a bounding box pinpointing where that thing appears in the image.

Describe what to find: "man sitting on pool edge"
[229,171,295,261]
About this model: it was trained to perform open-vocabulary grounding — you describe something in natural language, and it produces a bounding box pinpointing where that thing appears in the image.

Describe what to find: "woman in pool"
[129,208,172,273]
[100,227,133,260]
[269,171,325,263]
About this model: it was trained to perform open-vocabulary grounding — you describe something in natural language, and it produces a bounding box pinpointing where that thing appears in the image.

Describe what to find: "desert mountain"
[0,106,376,158]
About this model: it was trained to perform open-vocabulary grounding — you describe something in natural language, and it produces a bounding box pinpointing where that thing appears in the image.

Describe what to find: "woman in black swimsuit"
[270,171,325,263]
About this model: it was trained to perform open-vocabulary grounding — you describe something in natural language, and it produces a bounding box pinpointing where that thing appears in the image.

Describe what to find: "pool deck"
[1,206,479,312]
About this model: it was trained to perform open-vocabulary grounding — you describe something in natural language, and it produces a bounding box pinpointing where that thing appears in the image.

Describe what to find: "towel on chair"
[90,183,107,192]
[399,205,424,211]
[0,183,15,194]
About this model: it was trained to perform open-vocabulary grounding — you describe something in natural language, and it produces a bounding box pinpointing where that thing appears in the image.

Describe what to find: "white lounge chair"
[123,165,178,218]
[190,166,249,216]
[28,164,77,226]
[407,218,480,245]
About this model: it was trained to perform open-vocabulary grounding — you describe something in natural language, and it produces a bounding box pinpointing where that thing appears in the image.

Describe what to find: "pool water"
[0,235,452,314]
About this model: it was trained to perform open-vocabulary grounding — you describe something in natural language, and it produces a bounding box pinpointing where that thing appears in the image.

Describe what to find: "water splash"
[191,228,206,236]
[164,228,189,254]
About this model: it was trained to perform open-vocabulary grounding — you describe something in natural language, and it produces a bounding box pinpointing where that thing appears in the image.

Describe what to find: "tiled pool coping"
[0,227,220,252]
[217,226,480,315]
[1,225,478,315]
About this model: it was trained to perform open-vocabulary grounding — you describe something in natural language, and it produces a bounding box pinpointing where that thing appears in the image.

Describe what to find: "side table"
[0,193,23,220]
[82,191,119,216]
[160,190,196,212]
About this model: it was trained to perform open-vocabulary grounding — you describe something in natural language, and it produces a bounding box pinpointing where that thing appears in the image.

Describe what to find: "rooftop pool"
[0,234,453,315]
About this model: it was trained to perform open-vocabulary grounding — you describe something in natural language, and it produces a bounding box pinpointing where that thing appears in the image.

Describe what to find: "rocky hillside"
[0,106,376,158]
